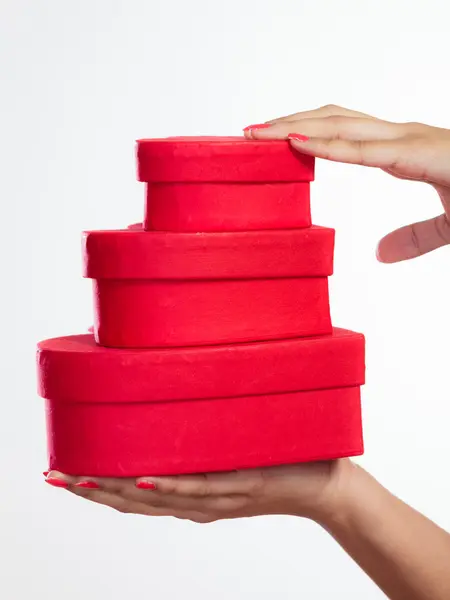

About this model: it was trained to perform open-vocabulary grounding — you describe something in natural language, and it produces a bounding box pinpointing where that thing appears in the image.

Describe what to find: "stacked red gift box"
[37,137,365,477]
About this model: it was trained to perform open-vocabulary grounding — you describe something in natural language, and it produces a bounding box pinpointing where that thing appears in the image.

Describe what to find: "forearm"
[316,462,450,600]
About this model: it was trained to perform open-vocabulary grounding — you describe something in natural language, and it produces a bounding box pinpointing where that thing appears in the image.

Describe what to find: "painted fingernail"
[45,477,69,489]
[43,471,49,477]
[136,481,157,490]
[243,123,271,132]
[288,133,309,142]
[75,481,100,489]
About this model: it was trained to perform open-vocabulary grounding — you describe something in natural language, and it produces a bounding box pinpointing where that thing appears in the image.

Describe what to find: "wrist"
[299,459,364,523]
[314,460,373,527]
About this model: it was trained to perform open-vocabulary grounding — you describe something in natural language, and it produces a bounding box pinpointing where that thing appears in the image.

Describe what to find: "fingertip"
[242,124,274,139]
[45,476,69,489]
[242,123,271,132]
[45,470,80,488]
[375,240,390,263]
[136,479,157,491]
[288,133,310,142]
[75,480,100,490]
[288,137,316,157]
[376,236,403,264]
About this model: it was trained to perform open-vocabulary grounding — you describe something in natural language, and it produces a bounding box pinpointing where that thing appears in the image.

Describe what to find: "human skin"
[46,106,450,599]
[46,459,450,600]
[246,104,450,263]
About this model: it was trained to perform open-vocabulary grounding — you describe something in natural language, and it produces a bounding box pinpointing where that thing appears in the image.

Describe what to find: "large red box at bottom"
[38,330,365,476]
[44,386,363,477]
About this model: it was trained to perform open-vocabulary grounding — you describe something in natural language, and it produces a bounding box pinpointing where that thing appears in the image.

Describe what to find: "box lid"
[136,137,315,183]
[37,328,365,404]
[82,226,334,280]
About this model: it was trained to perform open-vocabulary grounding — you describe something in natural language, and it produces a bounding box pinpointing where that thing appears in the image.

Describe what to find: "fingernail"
[75,481,100,489]
[288,133,309,142]
[45,477,69,489]
[136,481,157,490]
[43,471,49,477]
[243,123,271,132]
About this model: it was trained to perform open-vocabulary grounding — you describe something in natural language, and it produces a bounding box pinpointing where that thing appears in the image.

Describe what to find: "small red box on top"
[37,329,365,476]
[137,137,314,232]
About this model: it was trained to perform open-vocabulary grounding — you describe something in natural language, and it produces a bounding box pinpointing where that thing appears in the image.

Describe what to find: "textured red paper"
[44,386,363,476]
[37,329,365,403]
[92,277,331,347]
[144,182,311,232]
[83,227,335,280]
[137,137,315,183]
[83,226,334,347]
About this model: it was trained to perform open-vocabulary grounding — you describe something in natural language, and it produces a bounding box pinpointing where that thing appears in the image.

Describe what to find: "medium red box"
[82,227,335,348]
[37,329,365,476]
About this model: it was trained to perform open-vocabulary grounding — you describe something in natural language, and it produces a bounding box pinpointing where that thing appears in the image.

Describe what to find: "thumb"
[376,214,450,263]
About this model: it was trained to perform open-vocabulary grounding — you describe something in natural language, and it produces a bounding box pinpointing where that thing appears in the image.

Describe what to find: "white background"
[2,1,450,598]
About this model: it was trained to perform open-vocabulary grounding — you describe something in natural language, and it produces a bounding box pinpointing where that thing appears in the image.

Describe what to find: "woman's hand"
[45,460,351,523]
[45,460,450,600]
[245,105,450,263]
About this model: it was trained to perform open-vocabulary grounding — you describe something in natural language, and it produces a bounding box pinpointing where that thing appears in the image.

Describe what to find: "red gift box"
[137,137,314,232]
[37,329,365,476]
[83,227,335,348]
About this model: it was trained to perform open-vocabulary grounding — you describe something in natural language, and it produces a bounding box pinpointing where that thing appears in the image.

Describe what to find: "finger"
[47,472,155,499]
[250,116,400,142]
[44,472,153,514]
[68,474,249,513]
[137,470,266,498]
[66,475,176,507]
[70,486,153,514]
[68,484,205,518]
[288,136,406,170]
[377,214,450,263]
[267,104,376,124]
[46,473,246,518]
[71,485,223,522]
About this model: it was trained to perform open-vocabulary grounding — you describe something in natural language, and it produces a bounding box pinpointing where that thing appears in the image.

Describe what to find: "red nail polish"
[243,123,271,132]
[288,133,309,142]
[43,471,49,477]
[45,477,68,489]
[75,481,100,489]
[136,481,157,490]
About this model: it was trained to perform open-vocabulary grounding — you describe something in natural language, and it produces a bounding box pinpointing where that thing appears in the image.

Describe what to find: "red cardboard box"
[137,137,314,232]
[82,227,335,348]
[37,329,365,476]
